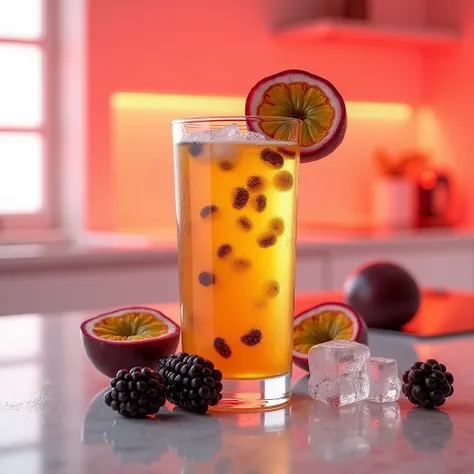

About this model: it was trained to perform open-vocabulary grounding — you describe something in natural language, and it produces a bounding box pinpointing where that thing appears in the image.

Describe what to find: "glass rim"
[171,115,303,125]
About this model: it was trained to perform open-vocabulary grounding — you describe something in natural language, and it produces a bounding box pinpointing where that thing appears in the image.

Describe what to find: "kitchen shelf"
[274,18,461,47]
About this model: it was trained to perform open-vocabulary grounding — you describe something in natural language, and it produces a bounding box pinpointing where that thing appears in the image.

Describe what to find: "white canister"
[372,178,416,230]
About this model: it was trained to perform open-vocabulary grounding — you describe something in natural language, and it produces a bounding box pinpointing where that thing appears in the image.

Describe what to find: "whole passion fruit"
[344,261,421,330]
[293,302,368,371]
[80,306,180,378]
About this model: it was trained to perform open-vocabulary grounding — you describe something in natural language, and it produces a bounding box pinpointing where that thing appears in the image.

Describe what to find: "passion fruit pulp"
[80,306,180,378]
[293,302,368,370]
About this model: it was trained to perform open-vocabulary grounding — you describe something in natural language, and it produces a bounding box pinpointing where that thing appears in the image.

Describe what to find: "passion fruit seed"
[200,205,218,218]
[188,142,203,157]
[257,232,277,248]
[232,258,252,272]
[237,216,253,231]
[232,187,250,209]
[93,312,169,341]
[265,280,280,298]
[261,149,284,169]
[247,175,265,192]
[198,272,215,286]
[217,244,232,258]
[254,299,267,309]
[254,194,267,213]
[219,160,234,171]
[214,337,232,359]
[277,146,296,158]
[273,171,294,191]
[240,329,262,347]
[268,217,285,236]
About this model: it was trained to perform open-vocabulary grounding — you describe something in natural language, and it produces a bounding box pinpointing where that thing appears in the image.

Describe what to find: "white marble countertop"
[0,301,472,474]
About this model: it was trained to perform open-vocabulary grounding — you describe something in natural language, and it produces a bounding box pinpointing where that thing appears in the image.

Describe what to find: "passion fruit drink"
[173,70,347,409]
[174,132,299,381]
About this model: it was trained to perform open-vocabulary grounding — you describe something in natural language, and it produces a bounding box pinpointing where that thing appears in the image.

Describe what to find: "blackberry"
[402,359,454,409]
[104,367,167,418]
[158,352,224,414]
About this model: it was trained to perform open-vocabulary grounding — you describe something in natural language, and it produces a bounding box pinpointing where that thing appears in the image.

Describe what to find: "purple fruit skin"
[343,261,421,330]
[81,333,179,378]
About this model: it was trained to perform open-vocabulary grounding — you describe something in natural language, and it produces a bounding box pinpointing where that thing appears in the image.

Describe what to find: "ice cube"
[366,357,401,403]
[308,341,370,407]
[245,131,266,141]
[309,402,371,462]
[183,130,213,142]
[212,123,242,140]
[362,402,401,446]
[182,123,243,143]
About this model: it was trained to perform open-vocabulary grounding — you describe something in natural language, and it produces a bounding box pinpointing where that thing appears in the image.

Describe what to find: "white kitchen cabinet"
[327,245,474,291]
[0,261,180,315]
[1,231,474,315]
[295,252,326,293]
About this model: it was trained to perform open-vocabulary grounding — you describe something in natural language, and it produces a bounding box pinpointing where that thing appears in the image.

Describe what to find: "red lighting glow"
[419,170,437,190]
[104,93,418,236]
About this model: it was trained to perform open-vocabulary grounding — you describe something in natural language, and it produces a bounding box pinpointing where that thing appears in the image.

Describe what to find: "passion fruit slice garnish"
[293,302,368,371]
[80,307,180,378]
[245,69,347,162]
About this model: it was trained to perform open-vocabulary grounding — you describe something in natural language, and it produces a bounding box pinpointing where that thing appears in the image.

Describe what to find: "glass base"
[210,372,292,411]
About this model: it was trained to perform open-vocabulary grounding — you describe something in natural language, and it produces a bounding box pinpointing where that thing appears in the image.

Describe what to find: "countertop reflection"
[0,306,473,473]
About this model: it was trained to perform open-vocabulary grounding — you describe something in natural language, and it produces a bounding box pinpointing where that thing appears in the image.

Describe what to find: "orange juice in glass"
[172,117,301,409]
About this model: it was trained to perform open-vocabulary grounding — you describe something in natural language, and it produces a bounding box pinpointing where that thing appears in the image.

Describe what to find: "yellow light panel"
[111,92,414,121]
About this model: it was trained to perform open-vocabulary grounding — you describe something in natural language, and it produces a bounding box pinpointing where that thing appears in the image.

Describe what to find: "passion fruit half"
[293,302,368,371]
[80,306,180,378]
[245,69,347,162]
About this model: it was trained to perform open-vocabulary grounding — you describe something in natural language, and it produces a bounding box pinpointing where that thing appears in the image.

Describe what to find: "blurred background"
[1,0,474,314]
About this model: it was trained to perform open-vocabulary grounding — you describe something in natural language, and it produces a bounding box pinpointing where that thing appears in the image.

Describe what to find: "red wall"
[423,0,474,225]
[86,0,428,231]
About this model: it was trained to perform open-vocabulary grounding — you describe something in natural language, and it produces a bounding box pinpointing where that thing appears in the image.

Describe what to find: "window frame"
[0,0,58,234]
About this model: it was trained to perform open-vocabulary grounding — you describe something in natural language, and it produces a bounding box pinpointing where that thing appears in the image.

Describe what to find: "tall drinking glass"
[172,117,301,410]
